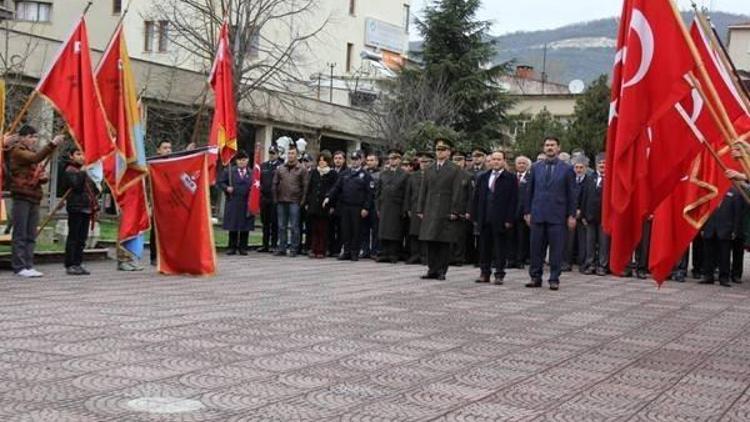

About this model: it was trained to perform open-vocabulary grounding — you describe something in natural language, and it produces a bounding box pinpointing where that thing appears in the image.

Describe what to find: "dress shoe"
[698,277,715,285]
[350,254,359,262]
[337,254,349,261]
[622,268,633,278]
[287,251,298,258]
[691,269,701,279]
[405,256,421,265]
[376,256,391,263]
[525,280,542,288]
[732,277,743,284]
[582,268,595,275]
[273,250,285,257]
[549,282,560,291]
[66,266,85,276]
[636,270,649,280]
[475,275,490,283]
[226,249,237,256]
[720,279,732,287]
[239,250,248,256]
[595,268,607,276]
[492,277,504,286]
[256,247,269,253]
[77,266,91,275]
[673,275,686,282]
[436,274,446,281]
[421,273,438,280]
[561,265,572,272]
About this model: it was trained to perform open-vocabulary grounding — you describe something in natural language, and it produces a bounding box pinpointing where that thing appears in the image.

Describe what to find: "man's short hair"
[596,152,606,163]
[157,140,171,148]
[491,149,506,160]
[572,155,589,166]
[18,125,37,137]
[543,136,560,146]
[333,150,346,158]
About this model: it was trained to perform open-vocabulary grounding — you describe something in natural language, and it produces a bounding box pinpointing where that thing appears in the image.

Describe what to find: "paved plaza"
[2,255,750,421]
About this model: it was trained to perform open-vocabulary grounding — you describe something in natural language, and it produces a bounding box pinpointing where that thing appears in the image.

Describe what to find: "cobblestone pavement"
[2,255,750,421]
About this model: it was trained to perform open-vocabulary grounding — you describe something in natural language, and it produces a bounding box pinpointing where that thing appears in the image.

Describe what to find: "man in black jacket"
[580,153,609,276]
[472,151,518,284]
[63,147,99,276]
[258,145,283,253]
[700,188,742,287]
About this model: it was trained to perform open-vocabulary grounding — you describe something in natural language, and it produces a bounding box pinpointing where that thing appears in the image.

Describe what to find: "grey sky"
[409,0,750,40]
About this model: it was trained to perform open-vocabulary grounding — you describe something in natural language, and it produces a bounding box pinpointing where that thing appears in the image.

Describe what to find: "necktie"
[490,171,499,192]
[545,163,553,184]
[517,173,521,186]
[577,175,582,184]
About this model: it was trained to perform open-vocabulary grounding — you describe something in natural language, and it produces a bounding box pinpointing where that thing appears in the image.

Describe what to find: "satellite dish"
[568,79,585,94]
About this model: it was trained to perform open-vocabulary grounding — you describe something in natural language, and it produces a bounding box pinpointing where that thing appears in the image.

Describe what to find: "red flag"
[148,150,216,276]
[248,142,262,216]
[604,0,701,275]
[208,21,238,182]
[649,18,750,283]
[36,18,114,165]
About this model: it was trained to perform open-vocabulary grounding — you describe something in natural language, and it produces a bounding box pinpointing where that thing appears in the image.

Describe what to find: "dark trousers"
[65,212,91,268]
[630,220,652,272]
[479,227,508,278]
[261,198,278,250]
[11,199,39,272]
[149,219,157,263]
[426,241,450,276]
[703,236,731,281]
[731,237,744,280]
[360,210,379,257]
[341,205,363,258]
[310,216,329,256]
[408,235,426,263]
[228,231,249,251]
[509,219,530,267]
[451,220,468,264]
[328,214,342,256]
[672,251,689,278]
[692,235,704,276]
[380,239,401,260]
[529,222,566,283]
[584,222,609,271]
[465,222,478,264]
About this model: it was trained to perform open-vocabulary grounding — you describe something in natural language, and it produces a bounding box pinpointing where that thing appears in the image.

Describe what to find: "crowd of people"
[3,126,749,288]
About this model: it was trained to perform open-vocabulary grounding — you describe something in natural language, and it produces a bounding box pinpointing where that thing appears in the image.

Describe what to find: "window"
[348,0,355,16]
[144,21,155,52]
[346,43,354,73]
[15,1,52,22]
[403,4,410,33]
[157,20,169,52]
[112,0,122,14]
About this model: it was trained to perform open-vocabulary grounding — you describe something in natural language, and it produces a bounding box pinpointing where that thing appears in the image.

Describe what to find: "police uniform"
[259,146,283,252]
[326,152,374,261]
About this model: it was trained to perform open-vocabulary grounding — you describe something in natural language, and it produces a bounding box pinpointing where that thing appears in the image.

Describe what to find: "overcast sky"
[409,0,750,40]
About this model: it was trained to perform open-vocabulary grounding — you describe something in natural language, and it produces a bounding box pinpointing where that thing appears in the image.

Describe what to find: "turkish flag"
[247,142,262,216]
[649,18,750,283]
[148,150,216,276]
[604,0,701,275]
[36,18,115,165]
[208,21,238,182]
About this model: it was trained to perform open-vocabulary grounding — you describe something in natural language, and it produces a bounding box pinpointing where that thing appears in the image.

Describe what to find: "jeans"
[277,202,301,252]
[11,199,39,272]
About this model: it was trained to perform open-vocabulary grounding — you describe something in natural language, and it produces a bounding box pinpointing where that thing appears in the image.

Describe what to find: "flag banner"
[36,18,115,165]
[648,17,750,283]
[208,21,238,182]
[96,24,150,259]
[604,0,702,275]
[148,149,215,276]
[248,142,262,216]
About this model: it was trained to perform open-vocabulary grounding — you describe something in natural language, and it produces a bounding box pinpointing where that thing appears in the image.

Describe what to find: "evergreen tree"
[567,74,610,159]
[416,0,513,147]
[513,109,568,159]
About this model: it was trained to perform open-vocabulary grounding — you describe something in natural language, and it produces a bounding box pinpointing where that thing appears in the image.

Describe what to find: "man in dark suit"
[564,156,588,271]
[523,136,577,291]
[472,150,518,285]
[417,138,465,280]
[700,188,742,287]
[258,146,283,253]
[580,153,609,276]
[509,155,531,269]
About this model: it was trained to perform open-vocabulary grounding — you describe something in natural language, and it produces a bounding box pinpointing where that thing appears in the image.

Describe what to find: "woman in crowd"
[304,150,338,258]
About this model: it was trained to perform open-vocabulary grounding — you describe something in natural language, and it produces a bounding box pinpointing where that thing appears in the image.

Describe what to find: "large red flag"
[248,142,262,216]
[208,21,238,182]
[649,18,750,283]
[604,0,701,275]
[149,150,216,276]
[36,18,114,165]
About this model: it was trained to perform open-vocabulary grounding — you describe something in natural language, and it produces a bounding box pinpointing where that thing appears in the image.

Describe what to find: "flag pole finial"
[83,1,94,16]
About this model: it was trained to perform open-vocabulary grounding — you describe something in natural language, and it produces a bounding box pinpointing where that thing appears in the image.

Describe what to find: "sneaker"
[66,266,84,276]
[15,269,35,278]
[118,262,144,272]
[77,266,91,275]
[26,268,44,277]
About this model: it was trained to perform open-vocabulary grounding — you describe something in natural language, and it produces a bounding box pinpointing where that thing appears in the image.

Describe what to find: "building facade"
[727,22,750,90]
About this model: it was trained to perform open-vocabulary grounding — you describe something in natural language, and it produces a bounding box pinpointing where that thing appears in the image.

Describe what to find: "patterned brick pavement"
[2,255,750,421]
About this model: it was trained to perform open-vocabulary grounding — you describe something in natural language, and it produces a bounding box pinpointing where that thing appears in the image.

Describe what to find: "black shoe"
[288,251,298,258]
[273,250,285,257]
[622,269,633,278]
[238,250,248,256]
[691,270,701,279]
[405,256,421,265]
[561,265,572,272]
[525,279,542,288]
[673,275,686,283]
[698,277,715,285]
[421,273,438,280]
[337,253,349,261]
[492,277,504,286]
[256,247,269,253]
[732,277,743,284]
[77,266,91,275]
[436,274,446,281]
[375,256,391,263]
[66,266,85,276]
[582,268,595,275]
[636,270,649,280]
[350,256,359,262]
[227,249,237,256]
[475,275,490,283]
[595,268,607,276]
[549,282,560,291]
[720,279,732,287]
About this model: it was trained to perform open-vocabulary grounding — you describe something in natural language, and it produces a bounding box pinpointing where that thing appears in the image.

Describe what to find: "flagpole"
[668,1,750,177]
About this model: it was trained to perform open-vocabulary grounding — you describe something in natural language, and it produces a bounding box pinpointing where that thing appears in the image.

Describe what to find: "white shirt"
[489,170,503,189]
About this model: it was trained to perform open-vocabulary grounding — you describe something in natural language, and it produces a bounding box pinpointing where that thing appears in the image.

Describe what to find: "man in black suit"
[472,151,518,285]
[564,155,588,271]
[508,155,531,269]
[580,153,609,276]
[523,136,577,291]
[700,188,742,287]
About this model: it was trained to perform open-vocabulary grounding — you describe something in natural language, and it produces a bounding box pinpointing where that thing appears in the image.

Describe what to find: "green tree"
[513,109,568,159]
[416,0,514,147]
[567,74,610,159]
[405,121,459,152]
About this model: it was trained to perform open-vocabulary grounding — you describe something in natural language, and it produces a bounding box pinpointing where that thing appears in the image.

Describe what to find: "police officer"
[258,146,283,253]
[324,151,373,261]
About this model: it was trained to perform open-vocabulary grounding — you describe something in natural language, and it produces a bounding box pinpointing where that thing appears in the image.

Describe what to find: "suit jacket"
[580,172,604,224]
[524,158,576,225]
[417,160,464,243]
[514,171,530,220]
[473,170,518,234]
[703,188,742,240]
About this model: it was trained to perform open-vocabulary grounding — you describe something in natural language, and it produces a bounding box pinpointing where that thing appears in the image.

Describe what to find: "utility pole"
[327,63,336,103]
[541,43,548,95]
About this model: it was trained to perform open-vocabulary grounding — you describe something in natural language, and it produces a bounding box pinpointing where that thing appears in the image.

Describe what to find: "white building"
[1,0,412,155]
[727,22,750,90]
